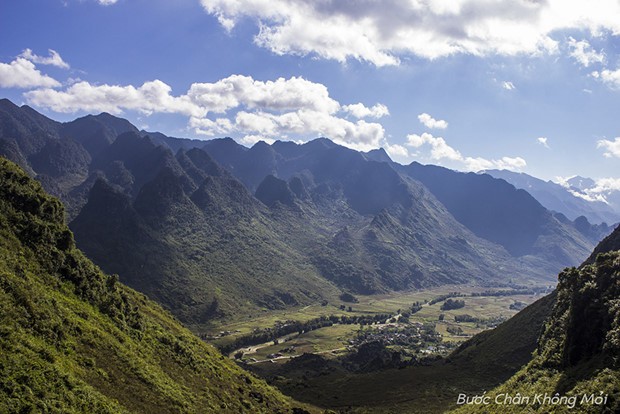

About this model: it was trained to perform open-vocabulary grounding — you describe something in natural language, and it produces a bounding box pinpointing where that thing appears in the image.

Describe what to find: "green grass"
[243,290,556,413]
[205,284,548,355]
[0,157,317,414]
[238,324,359,362]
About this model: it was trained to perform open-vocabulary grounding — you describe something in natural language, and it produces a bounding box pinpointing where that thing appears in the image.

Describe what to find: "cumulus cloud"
[567,37,605,68]
[98,0,119,5]
[187,75,340,114]
[597,137,620,158]
[24,74,390,151]
[590,177,620,193]
[0,58,60,89]
[384,143,409,160]
[463,155,527,172]
[343,103,389,119]
[25,80,202,116]
[239,134,275,146]
[406,132,526,172]
[502,81,516,90]
[200,0,620,66]
[19,49,70,69]
[537,137,550,148]
[592,68,620,89]
[418,113,448,129]
[407,132,461,160]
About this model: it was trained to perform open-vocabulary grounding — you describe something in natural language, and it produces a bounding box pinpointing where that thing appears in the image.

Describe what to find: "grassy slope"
[0,157,314,414]
[453,252,620,414]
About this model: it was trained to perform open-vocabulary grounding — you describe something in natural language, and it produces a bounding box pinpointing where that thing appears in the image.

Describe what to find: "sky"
[1,0,620,192]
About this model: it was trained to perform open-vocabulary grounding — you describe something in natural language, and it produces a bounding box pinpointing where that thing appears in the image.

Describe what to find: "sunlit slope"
[0,157,312,414]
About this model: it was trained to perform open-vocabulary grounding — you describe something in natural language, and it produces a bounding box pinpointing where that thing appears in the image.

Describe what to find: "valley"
[198,284,552,412]
[204,283,550,354]
[1,99,618,413]
[4,3,620,413]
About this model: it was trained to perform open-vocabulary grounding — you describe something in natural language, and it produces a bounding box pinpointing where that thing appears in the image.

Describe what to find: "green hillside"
[453,250,620,413]
[0,157,313,413]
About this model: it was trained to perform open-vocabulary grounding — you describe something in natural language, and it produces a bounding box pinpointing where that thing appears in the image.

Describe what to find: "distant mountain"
[484,169,620,225]
[0,157,307,414]
[0,98,608,325]
[398,163,597,272]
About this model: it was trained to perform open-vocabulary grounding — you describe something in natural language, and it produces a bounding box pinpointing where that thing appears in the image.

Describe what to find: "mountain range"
[484,169,620,225]
[3,96,620,413]
[0,98,611,325]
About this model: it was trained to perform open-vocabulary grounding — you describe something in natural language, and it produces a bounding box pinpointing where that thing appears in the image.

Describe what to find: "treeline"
[454,314,507,327]
[440,298,465,311]
[470,287,547,297]
[429,286,546,307]
[429,292,466,305]
[219,313,392,354]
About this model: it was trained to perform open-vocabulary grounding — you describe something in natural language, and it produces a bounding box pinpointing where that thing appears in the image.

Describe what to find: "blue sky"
[1,0,620,188]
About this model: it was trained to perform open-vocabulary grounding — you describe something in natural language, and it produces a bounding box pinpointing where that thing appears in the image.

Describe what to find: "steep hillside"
[70,134,339,323]
[453,227,620,413]
[0,157,310,414]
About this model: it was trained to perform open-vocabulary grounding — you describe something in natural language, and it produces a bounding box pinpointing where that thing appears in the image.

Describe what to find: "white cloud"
[592,68,620,89]
[343,103,389,119]
[502,81,516,90]
[384,143,409,159]
[189,116,234,136]
[406,133,461,160]
[463,156,527,172]
[239,134,275,146]
[567,37,605,68]
[25,80,202,116]
[556,175,620,203]
[406,131,526,172]
[0,58,60,89]
[537,137,550,148]
[19,49,70,69]
[187,75,340,114]
[590,177,620,193]
[98,0,119,5]
[24,74,390,152]
[597,137,620,158]
[418,113,448,129]
[200,0,620,66]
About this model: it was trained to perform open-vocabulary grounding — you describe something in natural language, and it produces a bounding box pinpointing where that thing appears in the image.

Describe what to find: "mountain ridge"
[0,99,607,325]
[0,156,311,413]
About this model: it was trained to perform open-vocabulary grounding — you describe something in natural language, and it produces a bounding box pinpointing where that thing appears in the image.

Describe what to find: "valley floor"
[198,283,553,413]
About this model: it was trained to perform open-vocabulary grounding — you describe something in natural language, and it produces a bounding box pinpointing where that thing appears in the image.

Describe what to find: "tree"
[440,299,465,311]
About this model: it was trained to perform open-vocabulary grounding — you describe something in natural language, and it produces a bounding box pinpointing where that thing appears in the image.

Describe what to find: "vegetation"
[440,299,466,311]
[219,313,393,355]
[453,251,620,413]
[0,158,313,413]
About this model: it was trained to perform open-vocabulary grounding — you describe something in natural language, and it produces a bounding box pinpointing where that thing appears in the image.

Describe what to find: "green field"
[202,283,551,362]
